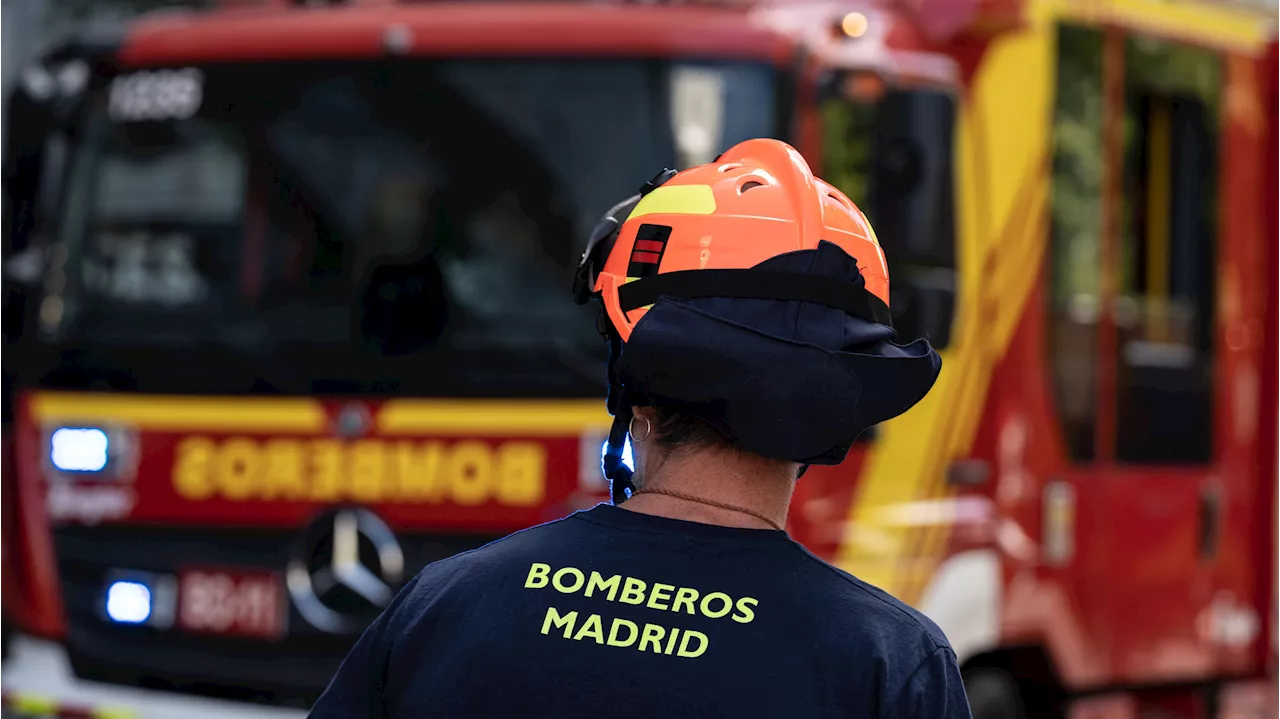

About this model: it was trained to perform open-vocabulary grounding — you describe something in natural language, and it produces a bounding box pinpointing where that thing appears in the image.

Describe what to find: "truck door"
[1098,30,1226,683]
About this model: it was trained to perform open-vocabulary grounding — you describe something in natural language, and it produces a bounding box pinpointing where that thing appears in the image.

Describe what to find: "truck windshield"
[31,59,777,397]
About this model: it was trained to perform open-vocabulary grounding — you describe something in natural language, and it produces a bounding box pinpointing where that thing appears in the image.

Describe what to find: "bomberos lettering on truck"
[172,437,545,505]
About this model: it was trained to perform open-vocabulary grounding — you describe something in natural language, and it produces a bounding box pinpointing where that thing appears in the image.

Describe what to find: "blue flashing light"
[105,581,152,624]
[600,437,635,473]
[50,427,109,473]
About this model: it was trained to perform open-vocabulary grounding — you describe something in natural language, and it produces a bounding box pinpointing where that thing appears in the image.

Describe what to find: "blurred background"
[1,1,1277,718]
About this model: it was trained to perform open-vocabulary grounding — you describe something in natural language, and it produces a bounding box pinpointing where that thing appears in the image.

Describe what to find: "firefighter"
[309,138,965,718]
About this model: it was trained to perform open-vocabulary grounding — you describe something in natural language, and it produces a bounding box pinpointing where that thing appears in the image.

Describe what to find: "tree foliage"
[1050,25,1106,306]
[1049,24,1222,306]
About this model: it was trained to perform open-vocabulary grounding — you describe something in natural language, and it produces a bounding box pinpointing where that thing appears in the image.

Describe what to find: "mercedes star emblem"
[333,404,371,439]
[287,508,405,634]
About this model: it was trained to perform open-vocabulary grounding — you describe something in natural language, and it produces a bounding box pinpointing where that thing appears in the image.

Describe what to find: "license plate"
[177,568,285,640]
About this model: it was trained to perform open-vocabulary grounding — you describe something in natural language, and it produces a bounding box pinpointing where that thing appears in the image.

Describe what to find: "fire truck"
[2,0,1276,717]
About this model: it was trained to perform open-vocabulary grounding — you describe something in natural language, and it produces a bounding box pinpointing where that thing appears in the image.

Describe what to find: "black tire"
[964,668,1025,719]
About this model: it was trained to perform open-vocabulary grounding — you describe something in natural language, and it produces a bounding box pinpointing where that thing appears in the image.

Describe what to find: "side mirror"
[815,68,890,106]
[888,273,954,348]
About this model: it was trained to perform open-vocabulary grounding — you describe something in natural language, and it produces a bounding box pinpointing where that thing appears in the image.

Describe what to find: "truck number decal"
[109,68,204,122]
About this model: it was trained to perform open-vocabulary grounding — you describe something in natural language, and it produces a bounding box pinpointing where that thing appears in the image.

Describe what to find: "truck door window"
[1115,36,1220,464]
[1048,29,1221,465]
[1048,24,1105,462]
[820,85,957,348]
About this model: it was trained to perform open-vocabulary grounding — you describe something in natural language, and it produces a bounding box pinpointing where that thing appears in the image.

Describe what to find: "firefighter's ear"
[630,406,658,441]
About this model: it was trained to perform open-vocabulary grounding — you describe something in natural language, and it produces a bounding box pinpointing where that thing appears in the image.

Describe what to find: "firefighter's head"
[573,138,941,502]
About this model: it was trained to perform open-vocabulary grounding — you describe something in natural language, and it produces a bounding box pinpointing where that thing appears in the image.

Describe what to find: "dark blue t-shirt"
[310,504,971,718]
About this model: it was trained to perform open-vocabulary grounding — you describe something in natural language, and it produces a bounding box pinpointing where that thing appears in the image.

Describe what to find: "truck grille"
[52,525,501,706]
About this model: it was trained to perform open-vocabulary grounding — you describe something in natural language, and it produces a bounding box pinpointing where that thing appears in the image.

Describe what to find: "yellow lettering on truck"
[170,437,546,505]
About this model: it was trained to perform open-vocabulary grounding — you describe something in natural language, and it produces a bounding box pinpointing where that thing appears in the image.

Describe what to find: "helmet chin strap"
[602,413,635,505]
[601,314,636,505]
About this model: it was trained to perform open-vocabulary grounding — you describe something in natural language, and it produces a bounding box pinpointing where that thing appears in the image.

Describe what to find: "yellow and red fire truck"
[2,0,1276,717]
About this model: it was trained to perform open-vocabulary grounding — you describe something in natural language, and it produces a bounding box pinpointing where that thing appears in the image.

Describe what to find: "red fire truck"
[2,0,1276,717]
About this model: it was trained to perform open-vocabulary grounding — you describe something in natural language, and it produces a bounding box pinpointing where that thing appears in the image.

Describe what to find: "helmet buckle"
[637,168,677,196]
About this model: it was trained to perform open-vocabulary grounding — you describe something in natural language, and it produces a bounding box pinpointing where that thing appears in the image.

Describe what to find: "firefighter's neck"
[623,447,795,532]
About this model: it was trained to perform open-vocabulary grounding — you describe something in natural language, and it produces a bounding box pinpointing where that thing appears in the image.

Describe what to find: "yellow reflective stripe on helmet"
[857,208,881,246]
[864,220,881,246]
[627,185,716,219]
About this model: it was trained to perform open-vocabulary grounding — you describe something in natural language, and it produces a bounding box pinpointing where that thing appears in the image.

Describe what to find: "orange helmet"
[573,139,940,502]
[582,139,891,342]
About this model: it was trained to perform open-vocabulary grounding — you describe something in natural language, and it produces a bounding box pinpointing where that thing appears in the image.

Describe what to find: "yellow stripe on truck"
[2,692,138,719]
[835,24,1054,602]
[377,400,610,436]
[7,693,58,716]
[95,708,140,719]
[28,393,613,437]
[1040,0,1275,55]
[29,393,325,432]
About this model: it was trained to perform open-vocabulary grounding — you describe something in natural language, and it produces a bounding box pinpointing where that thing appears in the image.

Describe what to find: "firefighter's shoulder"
[782,541,954,661]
